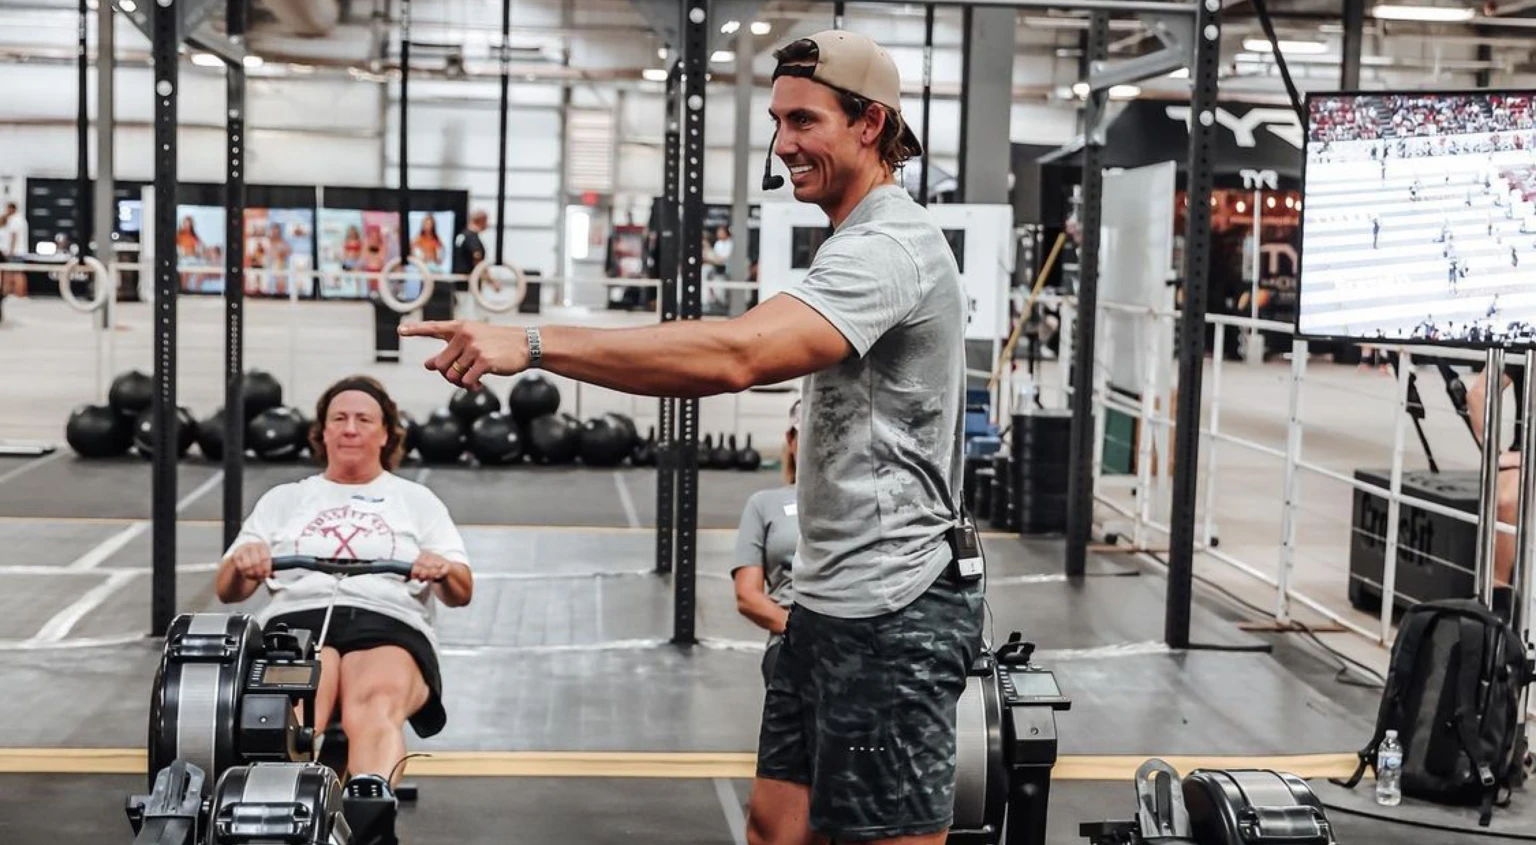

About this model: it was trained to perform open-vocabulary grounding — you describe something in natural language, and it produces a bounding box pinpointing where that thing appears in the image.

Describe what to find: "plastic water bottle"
[1376,730,1403,807]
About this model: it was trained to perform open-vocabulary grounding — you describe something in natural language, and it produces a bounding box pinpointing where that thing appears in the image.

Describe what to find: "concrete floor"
[0,295,1521,681]
[4,294,1534,843]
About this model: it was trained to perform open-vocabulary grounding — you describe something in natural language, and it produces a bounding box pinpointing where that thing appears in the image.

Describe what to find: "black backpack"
[1334,598,1531,825]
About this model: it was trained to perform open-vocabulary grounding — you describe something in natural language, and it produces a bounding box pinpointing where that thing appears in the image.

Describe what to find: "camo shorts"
[756,567,985,841]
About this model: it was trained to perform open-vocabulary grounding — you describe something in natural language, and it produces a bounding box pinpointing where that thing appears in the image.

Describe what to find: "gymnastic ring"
[58,256,112,313]
[467,259,527,314]
[376,256,435,314]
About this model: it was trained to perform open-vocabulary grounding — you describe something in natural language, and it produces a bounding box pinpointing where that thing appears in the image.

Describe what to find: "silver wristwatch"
[525,326,543,369]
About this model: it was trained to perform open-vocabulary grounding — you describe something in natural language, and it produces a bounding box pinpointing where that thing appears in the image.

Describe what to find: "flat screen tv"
[1297,91,1536,346]
[243,208,315,297]
[315,209,452,300]
[173,204,227,294]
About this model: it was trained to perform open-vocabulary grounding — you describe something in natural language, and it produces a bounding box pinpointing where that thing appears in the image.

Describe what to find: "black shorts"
[756,567,985,841]
[265,606,447,738]
[761,638,782,687]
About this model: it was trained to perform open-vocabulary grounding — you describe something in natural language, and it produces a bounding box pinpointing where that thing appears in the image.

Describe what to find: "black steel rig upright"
[670,1,707,646]
[76,0,89,257]
[398,0,412,261]
[1164,0,1224,648]
[494,0,512,265]
[654,61,681,579]
[150,0,181,637]
[222,0,248,551]
[1064,13,1108,578]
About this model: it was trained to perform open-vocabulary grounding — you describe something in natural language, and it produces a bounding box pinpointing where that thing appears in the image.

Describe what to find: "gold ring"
[450,362,467,373]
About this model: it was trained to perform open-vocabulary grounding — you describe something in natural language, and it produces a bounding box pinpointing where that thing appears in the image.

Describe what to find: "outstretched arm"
[399,293,853,397]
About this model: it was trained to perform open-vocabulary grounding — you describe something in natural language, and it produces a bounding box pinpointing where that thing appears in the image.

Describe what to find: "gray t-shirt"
[782,184,966,619]
[731,486,798,608]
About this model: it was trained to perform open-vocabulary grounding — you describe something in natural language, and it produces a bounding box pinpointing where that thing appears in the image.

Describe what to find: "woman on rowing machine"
[214,374,474,800]
[731,398,800,686]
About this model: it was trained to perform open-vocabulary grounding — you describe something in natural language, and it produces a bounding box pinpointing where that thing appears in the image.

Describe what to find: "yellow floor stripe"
[0,748,1361,780]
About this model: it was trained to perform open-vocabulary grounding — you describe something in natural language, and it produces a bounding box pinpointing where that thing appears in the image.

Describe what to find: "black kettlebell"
[700,434,716,469]
[713,433,735,469]
[736,434,761,471]
[633,426,657,467]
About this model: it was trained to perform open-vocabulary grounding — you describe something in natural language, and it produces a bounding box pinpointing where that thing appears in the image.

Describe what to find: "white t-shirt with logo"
[225,472,470,652]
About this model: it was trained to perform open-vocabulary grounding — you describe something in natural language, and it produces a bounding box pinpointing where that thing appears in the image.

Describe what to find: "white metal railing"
[1022,291,1532,657]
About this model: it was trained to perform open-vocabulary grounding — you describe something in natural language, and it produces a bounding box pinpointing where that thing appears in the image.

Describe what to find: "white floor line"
[0,449,66,487]
[613,471,641,529]
[1035,641,1172,661]
[28,570,140,643]
[177,472,225,512]
[22,471,227,641]
[713,777,750,845]
[57,472,223,573]
[988,573,1072,585]
[64,523,148,571]
[415,467,432,485]
[0,632,152,651]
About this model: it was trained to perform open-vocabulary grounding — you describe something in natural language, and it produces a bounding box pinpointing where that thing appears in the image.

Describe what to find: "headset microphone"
[762,128,784,190]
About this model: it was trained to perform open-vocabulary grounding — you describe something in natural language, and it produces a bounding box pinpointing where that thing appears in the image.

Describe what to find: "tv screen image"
[1298,92,1536,346]
[316,209,451,300]
[174,204,227,294]
[244,208,315,297]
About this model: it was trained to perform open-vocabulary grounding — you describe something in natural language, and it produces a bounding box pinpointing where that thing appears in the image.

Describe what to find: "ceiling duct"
[256,0,340,37]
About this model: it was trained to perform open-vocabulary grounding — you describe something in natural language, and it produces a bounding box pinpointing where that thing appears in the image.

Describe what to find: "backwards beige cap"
[772,30,922,158]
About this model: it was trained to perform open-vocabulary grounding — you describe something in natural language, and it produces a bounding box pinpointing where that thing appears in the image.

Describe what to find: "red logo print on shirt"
[298,505,397,560]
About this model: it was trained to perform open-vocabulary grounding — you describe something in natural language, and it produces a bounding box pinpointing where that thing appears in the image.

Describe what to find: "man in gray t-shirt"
[783,183,967,618]
[404,28,981,845]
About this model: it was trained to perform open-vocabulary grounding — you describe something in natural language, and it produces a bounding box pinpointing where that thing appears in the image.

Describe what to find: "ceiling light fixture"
[1241,38,1328,54]
[1370,4,1475,21]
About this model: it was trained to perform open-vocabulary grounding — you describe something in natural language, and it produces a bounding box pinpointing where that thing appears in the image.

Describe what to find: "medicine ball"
[449,385,503,425]
[247,407,305,462]
[469,412,523,466]
[418,410,467,464]
[632,426,657,467]
[507,374,561,424]
[399,409,421,459]
[526,413,580,464]
[133,406,197,460]
[292,407,315,458]
[603,413,639,451]
[196,408,227,461]
[736,434,762,471]
[242,370,284,421]
[66,404,132,458]
[108,370,154,421]
[579,416,630,467]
